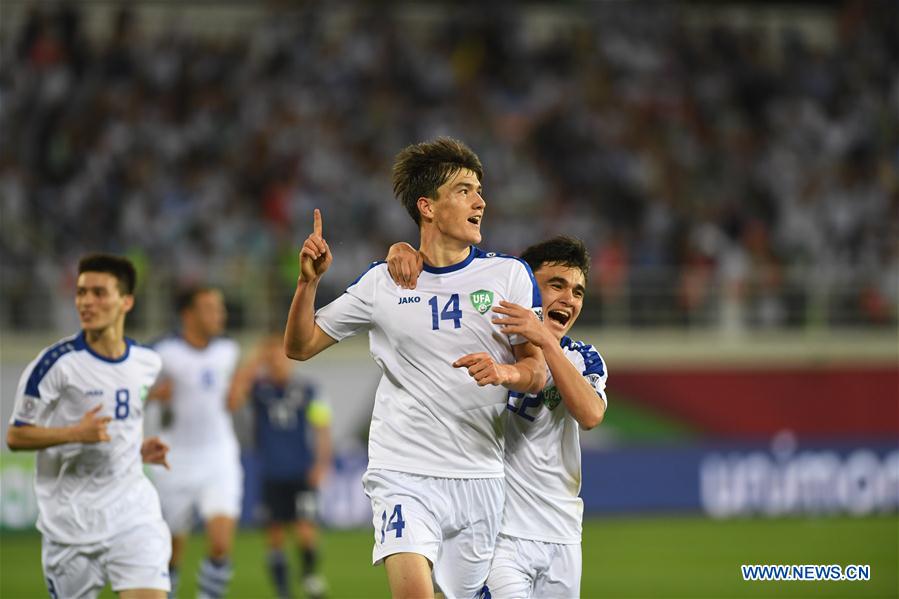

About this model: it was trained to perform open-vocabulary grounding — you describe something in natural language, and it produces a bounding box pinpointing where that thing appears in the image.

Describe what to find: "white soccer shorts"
[486,533,581,599]
[42,518,172,598]
[363,468,504,599]
[152,452,244,534]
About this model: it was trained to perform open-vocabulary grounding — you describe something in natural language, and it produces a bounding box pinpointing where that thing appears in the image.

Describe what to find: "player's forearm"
[226,387,245,413]
[226,369,252,412]
[504,354,548,394]
[543,342,605,430]
[6,423,82,450]
[314,427,333,470]
[284,278,321,360]
[147,378,173,403]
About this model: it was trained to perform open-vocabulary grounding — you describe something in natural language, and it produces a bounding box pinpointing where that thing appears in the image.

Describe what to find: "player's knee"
[208,531,233,558]
[295,520,317,543]
[209,540,231,559]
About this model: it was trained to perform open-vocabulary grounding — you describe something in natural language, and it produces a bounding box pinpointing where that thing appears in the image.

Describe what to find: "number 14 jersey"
[315,247,542,479]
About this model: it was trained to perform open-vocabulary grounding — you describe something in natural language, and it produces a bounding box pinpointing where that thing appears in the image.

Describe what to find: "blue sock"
[268,550,290,598]
[197,557,232,599]
[168,566,179,599]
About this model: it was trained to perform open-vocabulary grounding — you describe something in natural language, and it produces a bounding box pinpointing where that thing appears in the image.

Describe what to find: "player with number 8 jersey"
[7,254,171,599]
[11,332,163,544]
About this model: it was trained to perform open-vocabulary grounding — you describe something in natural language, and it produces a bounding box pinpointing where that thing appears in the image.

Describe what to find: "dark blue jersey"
[252,376,330,481]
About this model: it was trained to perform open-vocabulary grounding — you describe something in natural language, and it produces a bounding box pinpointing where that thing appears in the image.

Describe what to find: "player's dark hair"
[174,286,216,314]
[392,137,483,226]
[520,236,590,284]
[77,254,137,295]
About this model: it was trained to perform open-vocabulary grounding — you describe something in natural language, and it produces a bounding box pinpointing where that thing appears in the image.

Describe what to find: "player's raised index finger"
[313,208,323,236]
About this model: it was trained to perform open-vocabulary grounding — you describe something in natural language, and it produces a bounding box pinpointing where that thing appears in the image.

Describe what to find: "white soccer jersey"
[502,336,608,544]
[9,332,164,545]
[151,335,240,464]
[316,247,542,478]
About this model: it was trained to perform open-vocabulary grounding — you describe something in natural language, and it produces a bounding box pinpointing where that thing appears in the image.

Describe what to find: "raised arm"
[284,209,338,361]
[7,405,111,450]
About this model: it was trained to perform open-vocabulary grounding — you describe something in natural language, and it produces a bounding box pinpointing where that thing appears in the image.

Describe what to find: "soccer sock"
[300,547,318,577]
[197,557,232,599]
[167,566,179,599]
[267,550,290,598]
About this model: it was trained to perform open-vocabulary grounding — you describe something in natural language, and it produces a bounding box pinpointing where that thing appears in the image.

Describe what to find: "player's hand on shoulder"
[386,242,423,289]
[491,300,552,348]
[453,352,518,387]
[300,208,333,283]
[75,405,112,443]
[141,436,170,469]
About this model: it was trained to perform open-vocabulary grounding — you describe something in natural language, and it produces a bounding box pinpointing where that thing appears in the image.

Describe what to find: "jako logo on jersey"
[470,290,494,314]
[86,389,104,397]
[398,296,421,304]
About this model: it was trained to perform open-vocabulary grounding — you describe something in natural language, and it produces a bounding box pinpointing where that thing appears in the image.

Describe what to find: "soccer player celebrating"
[229,333,332,599]
[7,254,172,599]
[388,236,608,597]
[284,138,547,598]
[149,287,242,599]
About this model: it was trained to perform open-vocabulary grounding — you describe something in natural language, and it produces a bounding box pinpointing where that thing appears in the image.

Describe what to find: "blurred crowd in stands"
[2,1,896,331]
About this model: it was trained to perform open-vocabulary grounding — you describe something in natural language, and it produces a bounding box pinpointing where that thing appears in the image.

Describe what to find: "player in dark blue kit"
[231,334,332,599]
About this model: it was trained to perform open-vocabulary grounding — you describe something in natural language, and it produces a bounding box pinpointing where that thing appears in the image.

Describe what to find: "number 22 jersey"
[503,337,608,544]
[315,246,542,479]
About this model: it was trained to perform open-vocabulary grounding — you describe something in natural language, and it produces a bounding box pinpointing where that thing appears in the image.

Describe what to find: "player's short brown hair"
[392,137,483,225]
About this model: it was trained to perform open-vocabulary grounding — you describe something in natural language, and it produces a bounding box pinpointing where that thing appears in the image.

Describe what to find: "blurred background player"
[283,138,546,598]
[149,287,242,599]
[230,333,332,599]
[6,254,172,599]
[388,235,607,596]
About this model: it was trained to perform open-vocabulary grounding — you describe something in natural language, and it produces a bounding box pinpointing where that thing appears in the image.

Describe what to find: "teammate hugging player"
[283,138,547,598]
[388,235,608,598]
[7,254,172,599]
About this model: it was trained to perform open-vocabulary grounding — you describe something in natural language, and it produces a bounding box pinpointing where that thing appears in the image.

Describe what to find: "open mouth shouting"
[546,309,572,328]
[467,214,482,226]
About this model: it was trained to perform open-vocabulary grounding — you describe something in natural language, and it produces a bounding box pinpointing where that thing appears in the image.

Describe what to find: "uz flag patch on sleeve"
[470,290,494,314]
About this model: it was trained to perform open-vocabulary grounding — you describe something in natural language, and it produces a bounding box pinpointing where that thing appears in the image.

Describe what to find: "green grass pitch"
[1,515,895,598]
